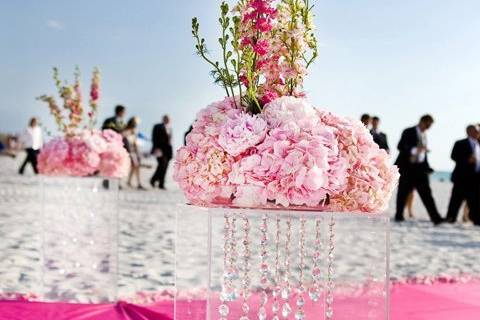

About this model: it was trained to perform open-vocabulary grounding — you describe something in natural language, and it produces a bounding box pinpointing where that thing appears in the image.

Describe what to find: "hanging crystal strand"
[295,217,306,320]
[223,215,238,305]
[258,214,268,320]
[309,218,322,302]
[281,216,292,318]
[325,214,336,319]
[272,215,281,320]
[240,215,251,320]
[218,215,231,319]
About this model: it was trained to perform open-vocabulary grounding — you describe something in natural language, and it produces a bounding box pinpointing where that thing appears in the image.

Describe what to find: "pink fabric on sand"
[1,281,480,320]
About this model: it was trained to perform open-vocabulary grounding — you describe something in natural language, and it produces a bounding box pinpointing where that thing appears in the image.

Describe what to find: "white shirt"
[468,137,480,172]
[23,126,43,150]
[411,126,427,163]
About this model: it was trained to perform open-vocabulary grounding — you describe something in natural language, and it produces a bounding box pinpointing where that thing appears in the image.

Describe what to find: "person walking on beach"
[102,105,126,133]
[370,116,389,153]
[394,115,444,224]
[446,125,480,225]
[150,115,173,190]
[124,117,145,190]
[18,117,42,175]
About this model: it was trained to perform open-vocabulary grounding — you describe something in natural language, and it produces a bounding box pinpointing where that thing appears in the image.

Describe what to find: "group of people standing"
[363,113,480,226]
[101,105,173,190]
[17,105,173,191]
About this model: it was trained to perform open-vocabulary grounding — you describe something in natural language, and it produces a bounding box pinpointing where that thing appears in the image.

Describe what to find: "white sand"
[0,153,479,300]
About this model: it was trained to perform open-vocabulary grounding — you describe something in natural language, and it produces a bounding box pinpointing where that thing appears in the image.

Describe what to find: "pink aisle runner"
[1,281,479,320]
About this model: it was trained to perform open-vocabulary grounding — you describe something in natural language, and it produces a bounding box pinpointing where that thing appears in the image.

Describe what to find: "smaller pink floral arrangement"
[37,67,129,178]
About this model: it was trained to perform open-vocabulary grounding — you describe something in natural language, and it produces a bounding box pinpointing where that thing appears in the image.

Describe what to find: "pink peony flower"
[102,129,124,146]
[38,138,70,176]
[263,96,319,131]
[66,137,100,177]
[218,113,267,156]
[227,110,346,208]
[99,147,130,178]
[318,110,400,212]
[80,129,108,154]
[173,143,235,204]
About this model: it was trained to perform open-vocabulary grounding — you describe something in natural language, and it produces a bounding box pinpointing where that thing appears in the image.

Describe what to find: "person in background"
[360,114,371,128]
[370,116,390,153]
[123,117,145,190]
[102,105,126,133]
[150,115,173,190]
[446,125,480,225]
[19,117,43,175]
[394,115,444,224]
[405,191,415,218]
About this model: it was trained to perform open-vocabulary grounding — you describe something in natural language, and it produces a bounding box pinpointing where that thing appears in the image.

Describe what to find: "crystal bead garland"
[281,216,292,319]
[240,216,251,320]
[308,218,322,302]
[295,217,306,320]
[272,215,281,320]
[219,215,231,319]
[325,215,336,319]
[258,214,268,320]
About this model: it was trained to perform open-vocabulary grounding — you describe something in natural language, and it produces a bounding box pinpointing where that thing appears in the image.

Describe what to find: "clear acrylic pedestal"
[175,206,389,320]
[41,177,119,303]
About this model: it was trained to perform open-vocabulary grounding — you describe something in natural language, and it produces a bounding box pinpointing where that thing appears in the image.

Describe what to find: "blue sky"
[1,0,479,170]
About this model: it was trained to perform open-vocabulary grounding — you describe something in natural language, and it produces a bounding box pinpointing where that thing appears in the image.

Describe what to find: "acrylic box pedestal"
[175,206,389,320]
[41,177,119,303]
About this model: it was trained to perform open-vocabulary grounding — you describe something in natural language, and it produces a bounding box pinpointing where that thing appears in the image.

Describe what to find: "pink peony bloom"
[263,96,319,131]
[66,137,100,177]
[38,138,70,176]
[318,110,400,212]
[173,144,235,205]
[218,113,267,156]
[227,110,346,208]
[102,129,124,145]
[99,147,130,178]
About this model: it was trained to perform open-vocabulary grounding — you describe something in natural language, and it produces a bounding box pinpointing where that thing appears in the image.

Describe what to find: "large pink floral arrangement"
[37,68,129,178]
[175,97,398,212]
[175,0,399,212]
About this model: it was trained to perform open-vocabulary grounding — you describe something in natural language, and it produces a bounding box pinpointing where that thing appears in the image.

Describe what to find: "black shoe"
[445,217,456,224]
[394,216,405,223]
[150,180,156,188]
[433,218,446,226]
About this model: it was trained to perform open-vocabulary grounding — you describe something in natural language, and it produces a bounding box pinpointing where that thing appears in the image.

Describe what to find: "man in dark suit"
[446,125,480,225]
[150,115,173,190]
[102,105,126,133]
[394,115,444,224]
[370,116,389,153]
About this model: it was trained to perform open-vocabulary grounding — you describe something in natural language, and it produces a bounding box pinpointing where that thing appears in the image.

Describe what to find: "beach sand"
[0,153,479,301]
